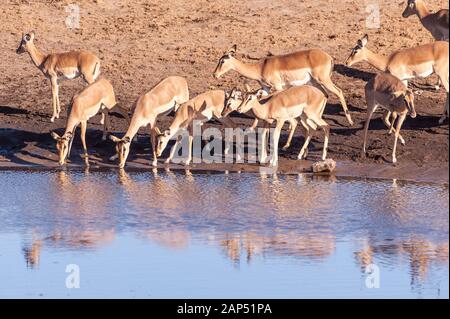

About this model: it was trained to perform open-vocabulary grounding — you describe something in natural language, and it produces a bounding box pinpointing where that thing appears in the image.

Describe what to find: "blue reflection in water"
[0,170,448,298]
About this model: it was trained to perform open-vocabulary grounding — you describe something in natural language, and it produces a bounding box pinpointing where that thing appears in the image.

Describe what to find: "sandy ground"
[0,0,448,183]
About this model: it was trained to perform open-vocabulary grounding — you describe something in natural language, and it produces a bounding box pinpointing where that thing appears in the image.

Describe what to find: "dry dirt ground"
[0,0,448,181]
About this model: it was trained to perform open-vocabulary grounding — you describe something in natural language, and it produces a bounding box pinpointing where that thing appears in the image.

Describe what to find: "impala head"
[404,89,416,118]
[51,131,73,165]
[402,0,419,18]
[156,130,171,157]
[222,87,243,117]
[345,34,369,67]
[237,89,267,114]
[213,45,237,78]
[110,135,131,169]
[16,31,35,54]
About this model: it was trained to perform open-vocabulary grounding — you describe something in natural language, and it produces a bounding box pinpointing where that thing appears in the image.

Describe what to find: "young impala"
[345,34,449,124]
[109,76,189,168]
[156,89,242,165]
[363,73,417,164]
[16,31,101,122]
[402,0,449,41]
[213,45,353,126]
[51,78,128,166]
[235,85,330,167]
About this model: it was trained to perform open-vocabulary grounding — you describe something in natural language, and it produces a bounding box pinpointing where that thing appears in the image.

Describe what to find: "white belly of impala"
[288,72,311,87]
[416,68,434,78]
[62,68,80,80]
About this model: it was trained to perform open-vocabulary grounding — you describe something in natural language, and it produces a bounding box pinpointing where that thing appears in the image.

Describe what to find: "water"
[0,169,448,298]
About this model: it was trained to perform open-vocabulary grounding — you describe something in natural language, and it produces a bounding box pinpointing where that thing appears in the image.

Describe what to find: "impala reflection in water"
[0,169,448,298]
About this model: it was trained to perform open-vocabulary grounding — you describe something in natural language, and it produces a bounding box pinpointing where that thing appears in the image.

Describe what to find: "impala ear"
[109,135,122,143]
[392,90,405,98]
[65,132,73,140]
[256,89,267,98]
[361,34,368,47]
[51,131,61,140]
[228,44,237,56]
[229,87,238,98]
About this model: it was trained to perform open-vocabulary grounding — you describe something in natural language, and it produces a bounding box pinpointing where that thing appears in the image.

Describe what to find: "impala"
[156,89,242,165]
[235,85,330,167]
[109,76,189,168]
[345,34,449,124]
[363,73,417,164]
[51,78,128,166]
[213,45,353,126]
[402,0,449,41]
[16,31,101,122]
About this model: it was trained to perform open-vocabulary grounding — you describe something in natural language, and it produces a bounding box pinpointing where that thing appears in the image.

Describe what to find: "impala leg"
[297,130,312,160]
[55,85,61,119]
[270,120,285,167]
[249,118,258,132]
[388,112,397,134]
[319,78,353,126]
[282,118,297,151]
[80,121,89,166]
[363,104,377,156]
[185,124,194,166]
[101,111,109,141]
[382,110,392,128]
[392,113,407,164]
[50,77,58,122]
[166,134,181,164]
[260,123,270,164]
[150,128,158,167]
[218,116,236,156]
[384,110,405,145]
[437,71,449,124]
[321,124,330,161]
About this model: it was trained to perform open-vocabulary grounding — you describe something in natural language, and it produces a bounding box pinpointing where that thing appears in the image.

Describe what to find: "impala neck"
[65,115,79,136]
[364,49,389,72]
[250,102,269,120]
[415,1,431,20]
[27,42,46,69]
[231,58,263,81]
[124,118,142,142]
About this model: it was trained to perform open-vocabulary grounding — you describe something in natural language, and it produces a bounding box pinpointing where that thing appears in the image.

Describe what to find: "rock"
[312,159,336,173]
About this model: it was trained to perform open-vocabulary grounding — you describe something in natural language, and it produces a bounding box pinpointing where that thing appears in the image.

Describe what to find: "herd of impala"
[14,0,449,167]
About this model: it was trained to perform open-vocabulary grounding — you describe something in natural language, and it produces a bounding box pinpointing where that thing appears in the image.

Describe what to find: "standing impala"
[345,34,449,124]
[156,89,242,165]
[235,85,330,167]
[50,78,128,166]
[213,45,353,126]
[109,76,189,169]
[402,0,449,41]
[363,73,417,164]
[16,31,101,122]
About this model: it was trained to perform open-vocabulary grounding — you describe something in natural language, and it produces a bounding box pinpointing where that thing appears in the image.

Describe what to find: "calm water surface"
[0,169,448,298]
